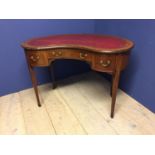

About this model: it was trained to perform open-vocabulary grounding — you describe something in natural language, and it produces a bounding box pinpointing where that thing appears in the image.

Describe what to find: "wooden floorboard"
[19,89,55,135]
[72,73,155,134]
[0,93,26,134]
[0,72,155,134]
[39,84,86,134]
[57,79,117,134]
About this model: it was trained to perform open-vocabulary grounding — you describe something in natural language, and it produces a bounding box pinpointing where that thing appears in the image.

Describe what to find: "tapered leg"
[28,65,41,107]
[110,74,114,97]
[49,61,57,89]
[110,70,121,118]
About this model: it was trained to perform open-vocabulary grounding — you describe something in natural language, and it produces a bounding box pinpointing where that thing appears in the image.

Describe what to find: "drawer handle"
[80,53,88,59]
[58,51,62,56]
[52,51,62,56]
[100,60,111,67]
[30,55,40,62]
[52,51,56,56]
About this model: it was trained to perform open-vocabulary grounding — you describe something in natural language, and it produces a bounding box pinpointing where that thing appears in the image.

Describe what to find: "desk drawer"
[26,51,48,66]
[48,49,92,62]
[93,54,116,72]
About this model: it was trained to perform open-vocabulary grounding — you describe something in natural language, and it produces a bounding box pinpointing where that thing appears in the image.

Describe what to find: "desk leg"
[111,70,120,118]
[110,74,114,97]
[49,62,57,89]
[28,65,41,107]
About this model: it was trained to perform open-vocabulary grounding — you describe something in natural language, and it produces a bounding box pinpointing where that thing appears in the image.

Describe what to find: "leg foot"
[110,113,114,118]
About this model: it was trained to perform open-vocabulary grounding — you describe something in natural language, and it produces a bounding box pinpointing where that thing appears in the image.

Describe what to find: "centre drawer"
[48,49,92,62]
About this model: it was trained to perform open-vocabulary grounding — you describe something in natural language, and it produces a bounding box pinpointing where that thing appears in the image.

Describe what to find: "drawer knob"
[80,53,88,59]
[100,60,111,67]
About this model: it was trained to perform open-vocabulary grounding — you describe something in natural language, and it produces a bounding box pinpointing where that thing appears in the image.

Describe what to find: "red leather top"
[22,34,134,53]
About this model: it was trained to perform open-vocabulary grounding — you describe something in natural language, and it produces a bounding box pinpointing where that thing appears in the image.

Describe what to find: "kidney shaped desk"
[21,34,134,118]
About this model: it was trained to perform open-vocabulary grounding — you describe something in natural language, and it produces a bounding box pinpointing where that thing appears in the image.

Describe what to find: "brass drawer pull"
[80,53,88,59]
[58,51,62,56]
[52,51,56,56]
[100,60,111,67]
[30,55,40,62]
[52,51,62,56]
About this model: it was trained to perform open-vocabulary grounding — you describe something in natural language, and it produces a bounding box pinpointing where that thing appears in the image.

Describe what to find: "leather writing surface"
[22,34,133,52]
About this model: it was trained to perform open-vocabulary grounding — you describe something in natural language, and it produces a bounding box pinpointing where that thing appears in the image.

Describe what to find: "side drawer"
[26,51,48,66]
[93,54,116,72]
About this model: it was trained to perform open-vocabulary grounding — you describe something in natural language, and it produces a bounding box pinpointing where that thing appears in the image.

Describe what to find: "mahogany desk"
[22,34,134,118]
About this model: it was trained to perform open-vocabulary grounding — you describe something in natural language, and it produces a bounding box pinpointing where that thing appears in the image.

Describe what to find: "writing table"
[22,34,134,118]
